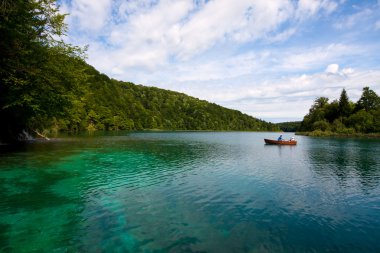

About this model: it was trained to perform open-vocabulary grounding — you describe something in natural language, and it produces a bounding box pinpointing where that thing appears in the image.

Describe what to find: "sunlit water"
[0,132,379,252]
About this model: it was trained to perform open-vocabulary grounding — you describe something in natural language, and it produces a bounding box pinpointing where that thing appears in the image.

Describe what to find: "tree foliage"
[300,87,380,134]
[50,64,279,132]
[0,0,87,142]
[356,87,380,112]
[276,121,301,132]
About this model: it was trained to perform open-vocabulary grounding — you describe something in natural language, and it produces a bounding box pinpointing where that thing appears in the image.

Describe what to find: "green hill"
[52,64,279,133]
[1,60,279,142]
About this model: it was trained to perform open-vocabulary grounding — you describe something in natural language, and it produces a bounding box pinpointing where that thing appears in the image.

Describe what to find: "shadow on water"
[0,224,11,252]
[162,236,202,253]
[0,170,74,211]
[0,161,82,252]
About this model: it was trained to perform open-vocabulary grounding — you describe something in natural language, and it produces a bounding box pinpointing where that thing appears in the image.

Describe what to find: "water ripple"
[0,132,380,252]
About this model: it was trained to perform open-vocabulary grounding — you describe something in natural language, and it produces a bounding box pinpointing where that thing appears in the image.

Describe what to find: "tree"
[371,108,380,132]
[300,87,380,134]
[325,100,339,122]
[0,0,86,142]
[356,87,380,112]
[312,120,330,131]
[276,121,301,132]
[338,89,351,117]
[312,97,329,110]
[347,110,373,133]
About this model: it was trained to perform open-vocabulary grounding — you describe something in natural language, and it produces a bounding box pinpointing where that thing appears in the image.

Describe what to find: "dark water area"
[0,132,379,252]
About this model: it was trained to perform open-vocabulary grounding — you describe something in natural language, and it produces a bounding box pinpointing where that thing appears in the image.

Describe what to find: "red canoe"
[264,139,297,145]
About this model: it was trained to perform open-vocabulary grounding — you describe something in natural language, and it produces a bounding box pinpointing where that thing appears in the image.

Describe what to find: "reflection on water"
[308,138,380,191]
[0,132,380,252]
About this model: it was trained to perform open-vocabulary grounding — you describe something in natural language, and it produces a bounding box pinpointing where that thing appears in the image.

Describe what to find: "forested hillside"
[0,1,277,142]
[53,63,279,133]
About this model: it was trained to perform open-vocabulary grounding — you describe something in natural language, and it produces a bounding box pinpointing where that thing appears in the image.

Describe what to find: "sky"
[59,0,380,123]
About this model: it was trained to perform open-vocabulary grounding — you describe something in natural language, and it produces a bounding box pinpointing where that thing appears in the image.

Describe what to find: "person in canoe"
[278,135,283,141]
[290,136,295,141]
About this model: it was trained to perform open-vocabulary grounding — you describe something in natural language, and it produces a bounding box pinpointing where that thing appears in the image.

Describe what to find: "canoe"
[264,139,297,145]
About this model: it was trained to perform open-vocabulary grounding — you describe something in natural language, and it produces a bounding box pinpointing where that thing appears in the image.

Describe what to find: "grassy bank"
[296,130,380,138]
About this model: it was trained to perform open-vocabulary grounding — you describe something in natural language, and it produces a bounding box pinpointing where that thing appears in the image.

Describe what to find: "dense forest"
[53,64,279,133]
[276,121,301,132]
[0,0,278,143]
[299,87,380,135]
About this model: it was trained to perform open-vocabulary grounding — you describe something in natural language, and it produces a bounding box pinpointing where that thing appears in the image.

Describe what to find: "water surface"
[0,132,379,252]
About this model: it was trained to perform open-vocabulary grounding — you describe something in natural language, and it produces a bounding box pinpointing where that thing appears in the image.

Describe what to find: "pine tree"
[338,89,351,117]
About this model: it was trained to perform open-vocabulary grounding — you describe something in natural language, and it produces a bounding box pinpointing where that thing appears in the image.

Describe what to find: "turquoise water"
[0,132,379,252]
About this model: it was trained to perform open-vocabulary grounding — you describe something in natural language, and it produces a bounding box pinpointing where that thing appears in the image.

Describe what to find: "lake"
[0,132,379,252]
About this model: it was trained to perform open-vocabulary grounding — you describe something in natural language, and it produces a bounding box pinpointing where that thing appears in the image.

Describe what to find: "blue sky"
[59,0,380,122]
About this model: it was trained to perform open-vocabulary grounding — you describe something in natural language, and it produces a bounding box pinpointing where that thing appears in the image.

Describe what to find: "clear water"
[0,132,379,253]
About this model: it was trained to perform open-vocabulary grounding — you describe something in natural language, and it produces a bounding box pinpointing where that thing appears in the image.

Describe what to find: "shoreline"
[1,129,282,146]
[296,131,380,138]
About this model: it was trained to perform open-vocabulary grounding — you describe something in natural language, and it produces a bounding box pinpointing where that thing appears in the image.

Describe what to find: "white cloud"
[63,0,112,32]
[270,43,361,73]
[91,40,362,88]
[63,0,341,70]
[341,67,354,75]
[325,63,339,74]
[116,0,157,17]
[296,0,337,19]
[183,68,380,121]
